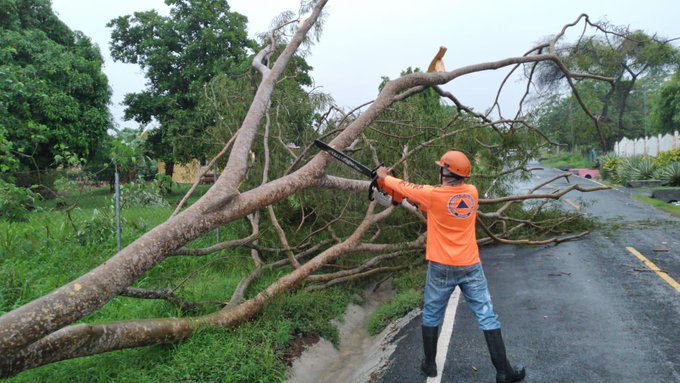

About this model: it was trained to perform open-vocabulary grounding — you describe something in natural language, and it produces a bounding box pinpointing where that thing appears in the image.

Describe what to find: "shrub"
[53,177,80,207]
[617,156,655,184]
[653,148,680,168]
[75,208,117,245]
[655,162,680,186]
[119,177,169,208]
[154,173,173,195]
[0,180,39,222]
[598,153,621,181]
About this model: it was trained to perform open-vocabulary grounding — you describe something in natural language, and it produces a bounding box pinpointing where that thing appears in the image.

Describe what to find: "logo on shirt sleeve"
[447,194,475,219]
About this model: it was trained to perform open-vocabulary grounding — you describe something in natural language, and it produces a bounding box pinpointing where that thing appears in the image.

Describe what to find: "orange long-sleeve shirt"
[383,176,480,266]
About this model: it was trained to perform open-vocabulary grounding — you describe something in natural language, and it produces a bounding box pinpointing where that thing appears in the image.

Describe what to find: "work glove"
[371,186,419,212]
[371,186,393,207]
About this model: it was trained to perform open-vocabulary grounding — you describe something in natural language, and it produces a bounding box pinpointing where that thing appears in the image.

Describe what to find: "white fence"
[614,131,679,157]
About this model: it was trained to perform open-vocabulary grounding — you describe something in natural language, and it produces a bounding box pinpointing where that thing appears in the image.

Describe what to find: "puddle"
[286,280,419,383]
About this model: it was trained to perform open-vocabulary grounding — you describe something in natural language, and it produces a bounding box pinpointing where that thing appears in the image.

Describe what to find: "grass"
[38,183,212,210]
[631,195,680,218]
[0,185,356,382]
[628,185,680,194]
[541,152,595,170]
[367,266,425,336]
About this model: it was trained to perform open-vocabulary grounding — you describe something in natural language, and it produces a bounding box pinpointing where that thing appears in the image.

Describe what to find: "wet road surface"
[378,167,680,383]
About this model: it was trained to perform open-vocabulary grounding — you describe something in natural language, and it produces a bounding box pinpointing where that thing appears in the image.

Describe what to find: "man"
[375,150,525,383]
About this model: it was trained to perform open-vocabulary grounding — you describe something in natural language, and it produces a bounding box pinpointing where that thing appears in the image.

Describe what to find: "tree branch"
[173,230,259,257]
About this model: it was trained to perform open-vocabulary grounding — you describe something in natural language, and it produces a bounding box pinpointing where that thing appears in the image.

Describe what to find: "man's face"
[441,168,454,178]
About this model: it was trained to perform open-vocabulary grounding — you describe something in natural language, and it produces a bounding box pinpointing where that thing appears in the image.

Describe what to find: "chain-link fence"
[2,164,223,252]
[110,164,223,252]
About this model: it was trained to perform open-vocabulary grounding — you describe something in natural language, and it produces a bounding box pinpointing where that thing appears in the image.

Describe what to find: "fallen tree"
[1,1,618,377]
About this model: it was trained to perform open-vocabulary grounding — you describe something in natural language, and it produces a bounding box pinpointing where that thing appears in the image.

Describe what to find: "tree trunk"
[165,161,174,178]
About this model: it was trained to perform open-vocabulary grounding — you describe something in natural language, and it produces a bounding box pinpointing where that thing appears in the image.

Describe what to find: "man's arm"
[376,167,433,210]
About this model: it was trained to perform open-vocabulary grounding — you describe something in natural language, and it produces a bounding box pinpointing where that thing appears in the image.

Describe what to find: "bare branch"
[480,184,609,205]
[316,175,371,193]
[261,108,301,268]
[171,134,237,217]
[206,0,330,211]
[477,216,589,245]
[283,100,374,176]
[119,287,211,313]
[305,265,407,292]
[227,240,332,308]
[392,119,515,170]
[306,250,415,283]
[173,230,259,257]
[473,166,543,179]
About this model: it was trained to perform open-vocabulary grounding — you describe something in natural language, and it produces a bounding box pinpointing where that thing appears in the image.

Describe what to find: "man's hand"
[376,166,392,180]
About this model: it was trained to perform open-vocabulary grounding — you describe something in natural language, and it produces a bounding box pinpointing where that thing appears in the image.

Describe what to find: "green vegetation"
[368,289,421,336]
[598,149,680,187]
[617,156,656,183]
[107,0,254,165]
[0,0,111,175]
[541,152,595,170]
[533,29,679,151]
[653,148,680,169]
[649,69,680,135]
[120,178,170,208]
[0,180,437,381]
[655,162,680,186]
[0,179,39,222]
[0,187,355,382]
[598,153,680,217]
[599,153,622,182]
[367,267,425,335]
[632,195,680,218]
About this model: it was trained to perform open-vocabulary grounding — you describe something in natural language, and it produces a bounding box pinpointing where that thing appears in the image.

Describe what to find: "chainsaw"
[314,139,414,210]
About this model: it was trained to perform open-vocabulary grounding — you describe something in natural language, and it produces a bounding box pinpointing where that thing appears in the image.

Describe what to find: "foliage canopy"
[533,28,679,150]
[107,0,255,164]
[0,0,112,174]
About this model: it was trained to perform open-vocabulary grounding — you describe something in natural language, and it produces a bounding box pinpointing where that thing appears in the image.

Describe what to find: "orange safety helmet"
[435,151,471,178]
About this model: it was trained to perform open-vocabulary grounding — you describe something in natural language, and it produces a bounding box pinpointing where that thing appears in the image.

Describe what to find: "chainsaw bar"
[313,139,376,178]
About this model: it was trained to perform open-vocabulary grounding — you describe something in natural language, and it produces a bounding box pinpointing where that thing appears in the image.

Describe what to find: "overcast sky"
[50,0,679,131]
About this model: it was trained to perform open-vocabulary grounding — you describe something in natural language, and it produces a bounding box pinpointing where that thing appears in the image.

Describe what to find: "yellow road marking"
[626,247,680,293]
[563,198,580,211]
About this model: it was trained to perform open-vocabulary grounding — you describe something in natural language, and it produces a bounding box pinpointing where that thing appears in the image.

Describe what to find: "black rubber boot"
[483,328,526,383]
[420,325,439,377]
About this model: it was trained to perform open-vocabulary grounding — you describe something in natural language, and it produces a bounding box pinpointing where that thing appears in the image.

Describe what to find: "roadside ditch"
[286,280,420,383]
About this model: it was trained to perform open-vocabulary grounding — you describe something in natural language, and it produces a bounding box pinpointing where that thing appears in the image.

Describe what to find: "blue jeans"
[422,262,501,331]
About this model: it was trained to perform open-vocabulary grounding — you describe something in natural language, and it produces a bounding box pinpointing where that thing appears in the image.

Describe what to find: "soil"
[282,333,320,366]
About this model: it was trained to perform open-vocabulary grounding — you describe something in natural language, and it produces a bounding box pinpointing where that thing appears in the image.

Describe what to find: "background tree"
[107,0,255,173]
[649,68,680,134]
[534,25,679,150]
[194,44,326,169]
[0,0,112,184]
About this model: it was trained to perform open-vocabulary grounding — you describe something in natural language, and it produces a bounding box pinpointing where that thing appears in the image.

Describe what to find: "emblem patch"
[447,194,475,219]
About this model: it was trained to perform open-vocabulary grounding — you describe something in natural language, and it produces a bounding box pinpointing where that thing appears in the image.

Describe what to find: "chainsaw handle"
[368,162,384,201]
[368,177,378,201]
[370,163,398,179]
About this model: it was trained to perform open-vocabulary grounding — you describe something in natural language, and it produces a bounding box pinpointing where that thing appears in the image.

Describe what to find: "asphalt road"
[378,167,680,383]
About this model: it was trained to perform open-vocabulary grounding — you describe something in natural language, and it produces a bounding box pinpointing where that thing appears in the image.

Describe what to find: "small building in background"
[158,160,215,184]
